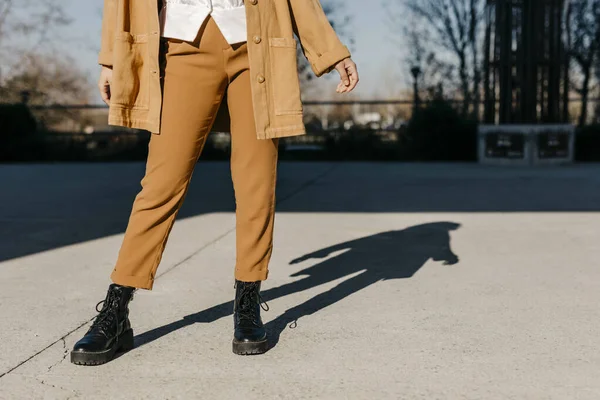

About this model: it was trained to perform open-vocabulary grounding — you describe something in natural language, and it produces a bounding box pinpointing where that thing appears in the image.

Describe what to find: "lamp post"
[20,90,31,105]
[410,66,422,113]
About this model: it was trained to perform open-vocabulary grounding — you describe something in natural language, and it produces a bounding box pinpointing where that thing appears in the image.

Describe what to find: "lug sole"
[71,329,134,366]
[232,338,269,355]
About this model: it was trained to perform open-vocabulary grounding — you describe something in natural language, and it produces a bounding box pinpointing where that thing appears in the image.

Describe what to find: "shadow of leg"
[133,275,335,348]
[133,301,233,347]
[133,222,461,350]
[265,271,381,350]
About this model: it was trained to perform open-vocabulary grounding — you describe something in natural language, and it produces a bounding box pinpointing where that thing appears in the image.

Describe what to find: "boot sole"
[70,329,134,366]
[232,338,269,355]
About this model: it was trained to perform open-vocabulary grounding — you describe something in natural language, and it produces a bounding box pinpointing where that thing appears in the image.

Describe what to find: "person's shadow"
[133,221,461,350]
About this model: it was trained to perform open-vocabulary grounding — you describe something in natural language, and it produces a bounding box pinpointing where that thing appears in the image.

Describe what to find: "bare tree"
[566,0,600,126]
[387,0,486,118]
[403,20,455,100]
[0,0,92,107]
[0,0,71,80]
[384,3,448,106]
[1,55,90,104]
[468,0,484,119]
[1,54,92,129]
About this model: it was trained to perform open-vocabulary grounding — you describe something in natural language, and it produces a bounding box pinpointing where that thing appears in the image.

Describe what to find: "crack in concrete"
[47,338,69,373]
[36,338,81,399]
[36,374,80,399]
[0,164,337,382]
[0,319,91,380]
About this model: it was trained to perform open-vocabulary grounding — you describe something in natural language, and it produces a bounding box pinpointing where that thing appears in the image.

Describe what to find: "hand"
[443,254,459,266]
[98,66,113,105]
[290,252,328,265]
[290,256,309,265]
[335,57,359,94]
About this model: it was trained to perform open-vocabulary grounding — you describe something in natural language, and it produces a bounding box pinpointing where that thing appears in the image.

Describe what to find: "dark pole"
[411,66,422,114]
[483,1,493,123]
[20,90,31,105]
[497,0,512,123]
[562,0,571,123]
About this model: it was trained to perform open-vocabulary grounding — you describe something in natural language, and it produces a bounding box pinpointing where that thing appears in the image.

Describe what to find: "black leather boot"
[71,284,135,365]
[232,280,269,355]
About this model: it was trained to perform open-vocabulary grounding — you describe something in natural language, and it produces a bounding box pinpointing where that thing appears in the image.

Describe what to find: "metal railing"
[3,97,599,162]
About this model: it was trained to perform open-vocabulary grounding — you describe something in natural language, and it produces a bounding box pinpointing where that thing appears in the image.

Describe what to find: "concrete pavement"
[1,162,599,399]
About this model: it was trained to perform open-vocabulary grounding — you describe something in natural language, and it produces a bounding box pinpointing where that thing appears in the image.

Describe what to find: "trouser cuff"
[234,267,269,282]
[111,271,155,290]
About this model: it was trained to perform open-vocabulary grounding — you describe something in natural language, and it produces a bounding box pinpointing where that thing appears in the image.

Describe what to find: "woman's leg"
[225,44,279,283]
[224,42,279,355]
[71,16,232,366]
[111,19,230,290]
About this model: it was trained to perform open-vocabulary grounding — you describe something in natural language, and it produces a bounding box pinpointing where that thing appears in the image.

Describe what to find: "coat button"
[250,0,257,4]
[257,74,265,83]
[253,35,261,44]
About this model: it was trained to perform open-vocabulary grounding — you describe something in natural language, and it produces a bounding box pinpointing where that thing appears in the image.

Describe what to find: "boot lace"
[89,289,127,336]
[236,283,269,325]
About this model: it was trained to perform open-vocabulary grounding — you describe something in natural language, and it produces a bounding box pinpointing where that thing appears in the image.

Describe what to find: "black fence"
[2,99,600,162]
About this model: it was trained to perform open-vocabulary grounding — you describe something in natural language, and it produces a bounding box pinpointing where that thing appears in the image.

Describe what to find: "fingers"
[346,61,359,92]
[336,62,350,93]
[98,75,111,106]
[100,85,111,106]
[336,59,359,94]
[99,84,110,105]
[337,62,350,84]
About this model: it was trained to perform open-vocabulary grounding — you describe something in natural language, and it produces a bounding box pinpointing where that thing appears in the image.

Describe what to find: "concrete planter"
[478,124,575,166]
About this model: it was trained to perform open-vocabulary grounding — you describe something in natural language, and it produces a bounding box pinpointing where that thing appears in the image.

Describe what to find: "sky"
[60,0,407,102]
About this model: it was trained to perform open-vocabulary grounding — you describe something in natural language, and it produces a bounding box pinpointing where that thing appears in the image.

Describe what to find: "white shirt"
[160,0,247,44]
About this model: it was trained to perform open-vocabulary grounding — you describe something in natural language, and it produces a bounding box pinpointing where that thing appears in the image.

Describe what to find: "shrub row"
[3,102,600,162]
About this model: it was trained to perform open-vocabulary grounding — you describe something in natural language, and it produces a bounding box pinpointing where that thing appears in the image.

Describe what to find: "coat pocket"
[111,32,150,110]
[269,37,303,116]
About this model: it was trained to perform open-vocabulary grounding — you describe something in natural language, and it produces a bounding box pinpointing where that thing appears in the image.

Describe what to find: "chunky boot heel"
[71,284,135,366]
[232,337,269,355]
[118,328,135,353]
[70,328,134,366]
[232,280,269,356]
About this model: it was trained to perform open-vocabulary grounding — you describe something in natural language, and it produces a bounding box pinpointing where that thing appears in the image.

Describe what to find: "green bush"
[575,124,600,162]
[403,99,478,161]
[325,128,383,160]
[0,104,40,161]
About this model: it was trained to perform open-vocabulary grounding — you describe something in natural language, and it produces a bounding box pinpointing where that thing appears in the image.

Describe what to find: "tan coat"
[99,0,351,139]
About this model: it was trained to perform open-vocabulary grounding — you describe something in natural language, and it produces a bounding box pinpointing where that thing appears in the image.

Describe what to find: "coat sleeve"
[98,0,118,67]
[287,0,351,77]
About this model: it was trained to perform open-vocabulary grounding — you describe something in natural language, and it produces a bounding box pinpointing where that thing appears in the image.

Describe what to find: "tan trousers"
[111,16,278,290]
